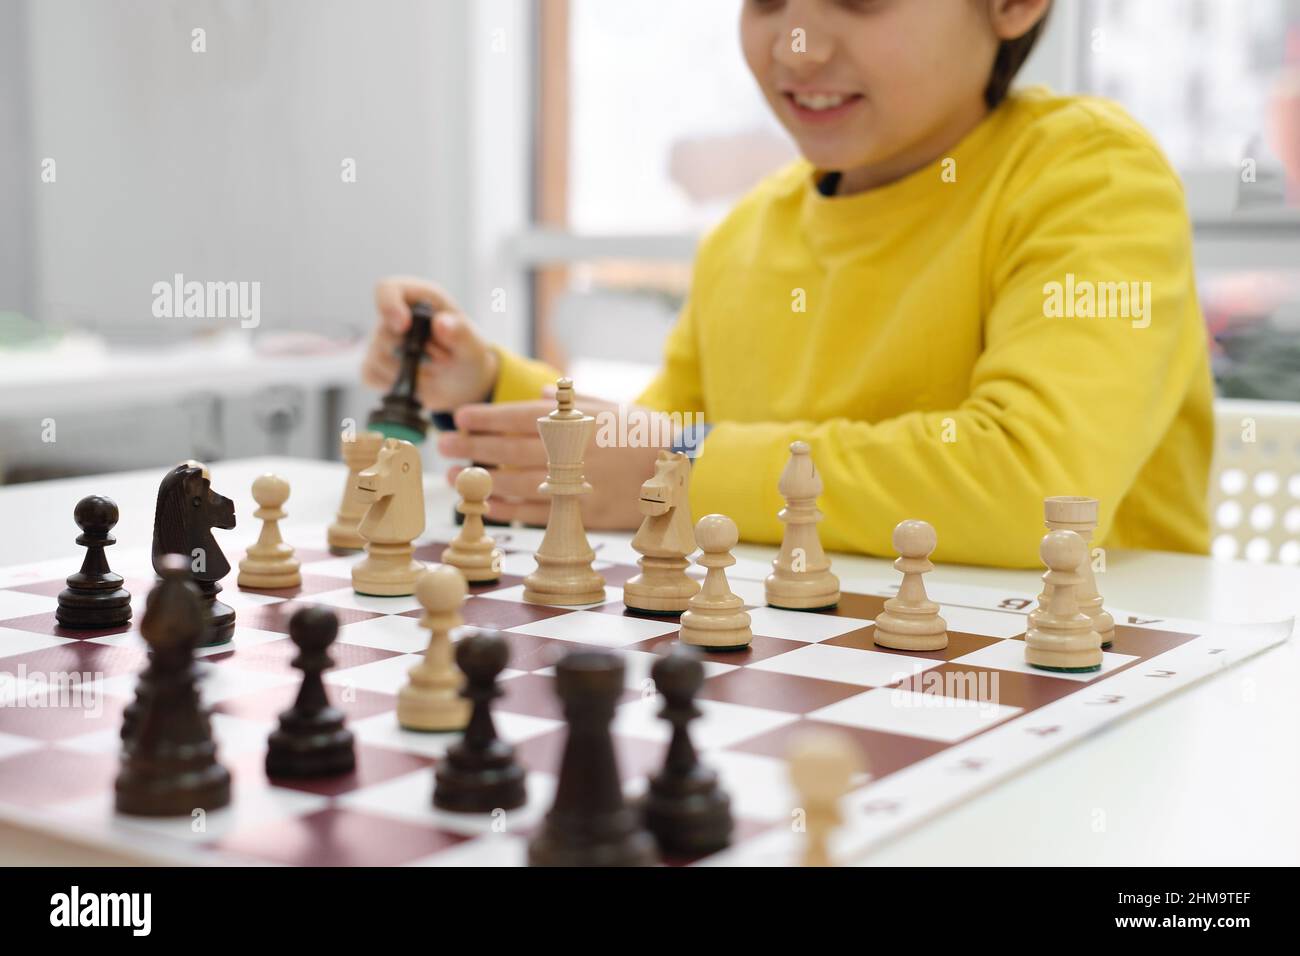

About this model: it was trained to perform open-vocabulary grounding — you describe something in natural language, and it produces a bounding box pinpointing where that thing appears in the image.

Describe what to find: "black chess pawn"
[528,649,658,867]
[56,495,132,630]
[642,644,733,856]
[433,629,526,813]
[116,554,230,816]
[266,606,356,778]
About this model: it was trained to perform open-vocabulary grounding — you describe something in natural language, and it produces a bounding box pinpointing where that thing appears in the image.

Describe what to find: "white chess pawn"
[872,520,947,651]
[765,441,840,610]
[1030,496,1115,647]
[1025,530,1103,673]
[679,514,752,651]
[398,566,471,732]
[787,730,863,867]
[237,474,302,589]
[443,467,503,584]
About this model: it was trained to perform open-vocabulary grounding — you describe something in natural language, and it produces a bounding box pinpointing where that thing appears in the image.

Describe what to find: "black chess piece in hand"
[643,644,733,855]
[116,554,230,816]
[433,629,527,813]
[57,495,132,629]
[266,606,356,778]
[528,649,657,867]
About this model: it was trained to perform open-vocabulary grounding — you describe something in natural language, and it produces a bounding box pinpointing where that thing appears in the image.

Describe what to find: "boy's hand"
[362,275,500,412]
[437,392,672,531]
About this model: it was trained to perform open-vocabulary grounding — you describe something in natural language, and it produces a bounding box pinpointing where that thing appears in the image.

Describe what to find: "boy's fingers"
[445,464,546,502]
[437,431,547,467]
[454,401,554,434]
[484,498,549,528]
[374,276,460,336]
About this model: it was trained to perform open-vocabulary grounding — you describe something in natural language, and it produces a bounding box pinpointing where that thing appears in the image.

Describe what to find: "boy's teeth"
[794,93,849,111]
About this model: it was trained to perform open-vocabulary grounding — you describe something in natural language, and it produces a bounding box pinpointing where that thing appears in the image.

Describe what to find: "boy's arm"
[689,130,1211,568]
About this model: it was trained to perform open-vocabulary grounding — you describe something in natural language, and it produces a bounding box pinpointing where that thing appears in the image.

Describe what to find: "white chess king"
[522,379,606,605]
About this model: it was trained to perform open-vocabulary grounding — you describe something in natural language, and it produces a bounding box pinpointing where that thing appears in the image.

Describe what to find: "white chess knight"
[765,441,839,610]
[623,451,700,615]
[351,438,426,597]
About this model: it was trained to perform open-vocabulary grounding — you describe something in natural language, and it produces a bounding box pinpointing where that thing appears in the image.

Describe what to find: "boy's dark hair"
[986,5,1051,109]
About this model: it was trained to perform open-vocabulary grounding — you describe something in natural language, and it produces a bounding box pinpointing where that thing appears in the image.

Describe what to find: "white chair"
[1210,398,1300,563]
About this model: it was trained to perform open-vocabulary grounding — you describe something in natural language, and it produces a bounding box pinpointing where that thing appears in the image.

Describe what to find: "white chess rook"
[872,519,948,651]
[328,430,384,554]
[765,441,839,610]
[523,379,606,605]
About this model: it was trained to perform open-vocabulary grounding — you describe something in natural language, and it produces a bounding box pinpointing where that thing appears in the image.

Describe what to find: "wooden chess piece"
[643,644,733,855]
[522,379,606,605]
[1030,496,1115,647]
[433,629,527,812]
[116,554,231,816]
[367,300,433,444]
[398,567,471,732]
[872,519,948,651]
[787,729,862,867]
[351,438,426,596]
[443,467,503,584]
[152,460,236,646]
[266,606,356,777]
[1025,530,1104,673]
[765,441,839,610]
[328,429,384,554]
[679,514,752,651]
[56,495,132,629]
[624,451,700,615]
[237,474,302,589]
[528,649,658,867]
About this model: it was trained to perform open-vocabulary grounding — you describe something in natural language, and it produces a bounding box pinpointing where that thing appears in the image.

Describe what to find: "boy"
[363,0,1212,568]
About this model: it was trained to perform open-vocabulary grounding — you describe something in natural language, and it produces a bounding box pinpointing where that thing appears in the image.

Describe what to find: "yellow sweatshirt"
[493,88,1214,568]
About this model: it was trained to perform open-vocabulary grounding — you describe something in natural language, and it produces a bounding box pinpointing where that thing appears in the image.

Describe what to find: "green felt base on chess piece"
[366,420,426,445]
[767,601,838,612]
[1030,662,1102,674]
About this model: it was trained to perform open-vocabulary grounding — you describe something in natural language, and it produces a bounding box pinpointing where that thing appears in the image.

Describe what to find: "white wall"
[24,0,469,341]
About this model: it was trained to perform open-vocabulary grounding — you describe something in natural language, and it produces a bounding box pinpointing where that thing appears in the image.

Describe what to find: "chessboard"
[0,523,1290,866]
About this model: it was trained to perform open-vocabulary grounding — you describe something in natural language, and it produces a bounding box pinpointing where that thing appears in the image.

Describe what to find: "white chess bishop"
[765,441,839,610]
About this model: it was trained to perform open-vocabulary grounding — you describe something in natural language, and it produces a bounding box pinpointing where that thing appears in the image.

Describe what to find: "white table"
[1,457,1297,865]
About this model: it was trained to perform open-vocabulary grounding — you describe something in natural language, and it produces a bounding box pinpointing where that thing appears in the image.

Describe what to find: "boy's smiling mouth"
[783,89,865,124]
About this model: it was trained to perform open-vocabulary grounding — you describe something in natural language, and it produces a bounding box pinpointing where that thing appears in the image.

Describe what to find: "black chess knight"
[152,460,236,646]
